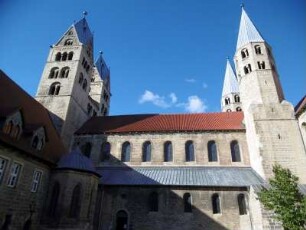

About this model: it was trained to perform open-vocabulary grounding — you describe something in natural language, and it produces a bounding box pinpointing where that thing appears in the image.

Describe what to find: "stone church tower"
[234,7,306,182]
[35,15,111,148]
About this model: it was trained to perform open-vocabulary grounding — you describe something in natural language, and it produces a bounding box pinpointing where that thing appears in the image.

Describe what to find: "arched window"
[244,64,252,74]
[55,52,61,61]
[234,95,240,103]
[64,39,73,45]
[121,142,131,162]
[236,107,242,111]
[69,184,82,218]
[116,210,128,230]
[83,79,87,90]
[254,45,261,54]
[257,61,266,69]
[183,193,192,212]
[241,48,249,59]
[164,141,173,162]
[48,182,60,217]
[101,142,111,162]
[212,193,221,214]
[49,67,59,79]
[68,52,74,60]
[142,141,151,162]
[3,121,13,134]
[149,192,158,212]
[237,194,247,215]
[231,140,241,162]
[60,67,69,78]
[208,141,218,162]
[226,109,232,112]
[49,82,61,95]
[81,142,92,158]
[78,73,84,85]
[185,141,194,162]
[225,97,230,105]
[62,52,67,61]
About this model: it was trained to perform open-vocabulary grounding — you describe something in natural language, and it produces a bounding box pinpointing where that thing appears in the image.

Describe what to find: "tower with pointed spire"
[221,59,241,112]
[35,15,111,148]
[234,7,306,182]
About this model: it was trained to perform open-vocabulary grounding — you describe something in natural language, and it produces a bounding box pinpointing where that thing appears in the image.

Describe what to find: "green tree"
[258,165,306,230]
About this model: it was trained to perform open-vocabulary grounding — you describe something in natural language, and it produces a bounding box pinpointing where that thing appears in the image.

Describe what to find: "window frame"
[7,162,22,188]
[0,157,8,184]
[207,141,218,162]
[31,170,43,193]
[185,140,195,162]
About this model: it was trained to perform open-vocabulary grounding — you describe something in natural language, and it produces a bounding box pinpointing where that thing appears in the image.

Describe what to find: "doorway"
[116,210,128,230]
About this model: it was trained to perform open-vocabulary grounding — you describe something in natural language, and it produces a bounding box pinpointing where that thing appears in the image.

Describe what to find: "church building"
[0,6,305,230]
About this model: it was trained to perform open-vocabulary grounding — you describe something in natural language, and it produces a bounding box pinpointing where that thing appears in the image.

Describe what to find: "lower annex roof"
[76,112,244,135]
[97,166,264,187]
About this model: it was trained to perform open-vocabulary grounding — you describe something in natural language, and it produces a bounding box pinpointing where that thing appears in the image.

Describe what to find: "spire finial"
[99,51,103,56]
[240,3,244,9]
[83,11,88,18]
[226,56,230,60]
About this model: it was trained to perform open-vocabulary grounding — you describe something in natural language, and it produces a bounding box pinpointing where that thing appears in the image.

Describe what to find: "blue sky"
[0,0,305,115]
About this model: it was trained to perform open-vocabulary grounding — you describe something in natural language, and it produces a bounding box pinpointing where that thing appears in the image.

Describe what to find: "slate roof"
[95,53,110,81]
[236,7,264,50]
[0,70,66,163]
[73,18,93,46]
[98,166,265,187]
[295,95,306,117]
[57,147,99,176]
[75,112,245,135]
[222,59,239,97]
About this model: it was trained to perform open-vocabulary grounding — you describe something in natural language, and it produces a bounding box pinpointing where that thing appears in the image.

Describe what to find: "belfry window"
[83,79,87,91]
[49,82,61,95]
[60,67,70,78]
[55,52,61,61]
[241,49,249,59]
[185,140,195,162]
[236,107,242,111]
[234,95,240,103]
[164,141,173,162]
[64,39,73,46]
[49,67,59,79]
[149,192,159,212]
[62,52,67,61]
[225,97,230,105]
[121,142,131,162]
[212,193,221,214]
[257,61,265,69]
[68,52,73,60]
[184,193,192,213]
[79,73,84,84]
[208,141,218,162]
[231,140,241,162]
[142,141,151,162]
[254,45,262,54]
[244,64,252,74]
[237,194,248,215]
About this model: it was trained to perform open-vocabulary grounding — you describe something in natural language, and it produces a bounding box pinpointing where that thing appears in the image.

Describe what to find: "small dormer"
[31,126,47,151]
[1,108,23,139]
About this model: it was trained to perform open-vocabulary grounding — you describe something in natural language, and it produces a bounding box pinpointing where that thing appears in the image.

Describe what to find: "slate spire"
[222,59,239,97]
[236,7,264,50]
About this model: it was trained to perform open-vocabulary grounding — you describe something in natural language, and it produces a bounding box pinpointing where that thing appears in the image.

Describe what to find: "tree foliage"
[258,165,306,230]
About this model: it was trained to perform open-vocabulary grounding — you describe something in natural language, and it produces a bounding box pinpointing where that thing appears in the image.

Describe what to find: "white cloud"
[185,96,207,113]
[185,78,196,83]
[139,90,170,108]
[169,93,177,103]
[202,83,208,89]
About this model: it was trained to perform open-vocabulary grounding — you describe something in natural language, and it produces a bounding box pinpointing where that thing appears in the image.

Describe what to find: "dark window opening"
[185,141,195,162]
[48,182,60,217]
[254,45,262,54]
[184,193,192,213]
[212,193,221,214]
[208,141,218,162]
[149,192,159,212]
[121,142,131,162]
[231,140,241,162]
[238,194,247,215]
[81,142,92,158]
[101,142,111,162]
[164,141,173,162]
[142,141,151,162]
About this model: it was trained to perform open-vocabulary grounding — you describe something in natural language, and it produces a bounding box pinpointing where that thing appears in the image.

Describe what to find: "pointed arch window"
[49,67,59,79]
[237,194,247,215]
[225,97,230,105]
[81,142,92,158]
[241,48,249,59]
[254,45,262,54]
[208,141,218,162]
[68,52,74,60]
[64,39,73,46]
[234,95,240,103]
[55,52,61,61]
[48,182,60,217]
[69,184,82,218]
[185,140,194,162]
[142,141,151,162]
[183,193,192,212]
[83,79,87,91]
[231,140,241,162]
[62,52,68,61]
[212,193,221,214]
[164,141,173,162]
[79,73,84,84]
[60,67,69,78]
[121,142,131,162]
[149,192,159,212]
[101,142,111,162]
[49,82,61,95]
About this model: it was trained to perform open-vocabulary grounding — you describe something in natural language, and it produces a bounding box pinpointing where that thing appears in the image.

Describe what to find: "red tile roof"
[76,112,245,135]
[295,95,306,117]
[0,70,66,163]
